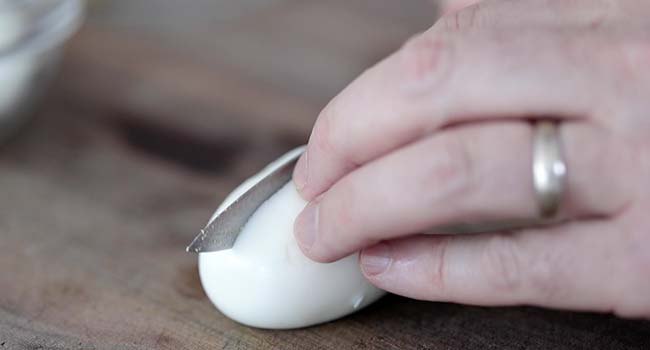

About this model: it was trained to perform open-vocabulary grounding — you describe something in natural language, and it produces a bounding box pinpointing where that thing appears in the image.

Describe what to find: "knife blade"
[186,151,301,253]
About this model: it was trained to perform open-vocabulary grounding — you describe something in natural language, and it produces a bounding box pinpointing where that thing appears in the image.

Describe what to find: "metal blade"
[186,153,300,253]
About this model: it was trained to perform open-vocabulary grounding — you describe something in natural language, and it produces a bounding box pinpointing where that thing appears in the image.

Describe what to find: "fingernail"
[293,150,309,193]
[294,201,319,252]
[361,243,392,276]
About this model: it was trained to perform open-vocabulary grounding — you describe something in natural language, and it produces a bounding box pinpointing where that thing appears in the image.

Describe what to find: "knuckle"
[398,33,452,90]
[423,237,450,297]
[482,234,524,293]
[440,3,484,32]
[421,135,476,206]
[482,232,561,302]
[526,246,562,302]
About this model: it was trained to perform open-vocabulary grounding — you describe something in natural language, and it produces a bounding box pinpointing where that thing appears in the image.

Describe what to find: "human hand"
[293,0,650,317]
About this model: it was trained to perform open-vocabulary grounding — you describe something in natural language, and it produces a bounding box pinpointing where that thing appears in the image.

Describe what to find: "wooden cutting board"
[1,1,649,349]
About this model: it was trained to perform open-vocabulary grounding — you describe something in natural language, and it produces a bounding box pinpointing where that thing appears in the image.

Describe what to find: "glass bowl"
[0,0,83,144]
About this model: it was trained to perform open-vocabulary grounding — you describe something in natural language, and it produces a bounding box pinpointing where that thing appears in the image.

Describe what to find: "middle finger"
[295,121,634,262]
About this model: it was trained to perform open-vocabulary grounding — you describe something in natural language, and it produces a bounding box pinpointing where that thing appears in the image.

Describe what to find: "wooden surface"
[1,1,649,349]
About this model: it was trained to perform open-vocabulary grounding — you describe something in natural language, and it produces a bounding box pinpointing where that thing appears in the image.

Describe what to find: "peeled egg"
[198,147,385,329]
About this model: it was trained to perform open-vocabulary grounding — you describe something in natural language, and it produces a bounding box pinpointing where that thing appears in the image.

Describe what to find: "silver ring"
[533,121,567,218]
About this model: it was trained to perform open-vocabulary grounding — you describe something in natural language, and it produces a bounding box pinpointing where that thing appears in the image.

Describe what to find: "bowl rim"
[0,0,84,59]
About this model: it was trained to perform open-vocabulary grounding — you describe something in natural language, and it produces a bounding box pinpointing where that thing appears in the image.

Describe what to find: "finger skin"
[358,216,650,318]
[294,121,634,263]
[293,24,617,202]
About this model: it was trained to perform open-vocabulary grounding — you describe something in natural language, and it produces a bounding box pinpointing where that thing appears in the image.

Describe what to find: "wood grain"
[1,1,649,349]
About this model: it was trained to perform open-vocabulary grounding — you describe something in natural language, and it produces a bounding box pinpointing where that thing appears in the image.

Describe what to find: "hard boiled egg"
[198,147,385,329]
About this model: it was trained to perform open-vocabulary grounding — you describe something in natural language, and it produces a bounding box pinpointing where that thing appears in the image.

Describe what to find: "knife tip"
[185,229,207,253]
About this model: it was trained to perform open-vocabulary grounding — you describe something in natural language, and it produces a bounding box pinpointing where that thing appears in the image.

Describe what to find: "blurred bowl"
[0,0,83,144]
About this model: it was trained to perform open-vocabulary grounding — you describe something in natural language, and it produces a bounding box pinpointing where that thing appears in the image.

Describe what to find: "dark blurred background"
[50,0,434,192]
[2,1,649,349]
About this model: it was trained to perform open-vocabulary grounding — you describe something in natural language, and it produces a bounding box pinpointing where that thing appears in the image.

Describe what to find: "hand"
[292,0,650,317]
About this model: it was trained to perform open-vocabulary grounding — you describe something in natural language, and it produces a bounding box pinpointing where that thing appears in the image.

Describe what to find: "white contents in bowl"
[198,147,385,329]
[0,9,23,48]
[0,9,34,122]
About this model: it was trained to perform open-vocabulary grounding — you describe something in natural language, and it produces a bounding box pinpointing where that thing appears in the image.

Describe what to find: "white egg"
[198,147,385,329]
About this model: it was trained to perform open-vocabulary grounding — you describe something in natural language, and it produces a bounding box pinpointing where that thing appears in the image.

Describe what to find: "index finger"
[293,33,450,199]
[293,26,604,200]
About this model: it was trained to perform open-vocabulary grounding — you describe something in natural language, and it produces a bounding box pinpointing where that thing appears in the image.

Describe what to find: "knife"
[186,150,301,253]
